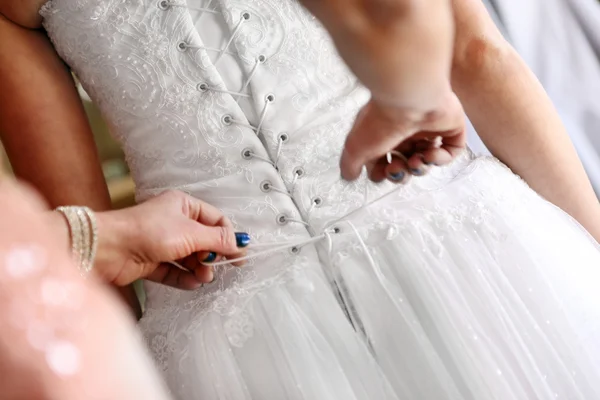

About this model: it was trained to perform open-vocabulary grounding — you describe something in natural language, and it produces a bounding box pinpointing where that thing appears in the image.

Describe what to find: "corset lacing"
[158,0,403,297]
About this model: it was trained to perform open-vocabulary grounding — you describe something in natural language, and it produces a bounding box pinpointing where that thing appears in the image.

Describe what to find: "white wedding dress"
[41,1,600,399]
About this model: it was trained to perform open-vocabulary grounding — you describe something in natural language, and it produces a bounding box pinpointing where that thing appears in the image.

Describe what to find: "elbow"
[452,35,515,81]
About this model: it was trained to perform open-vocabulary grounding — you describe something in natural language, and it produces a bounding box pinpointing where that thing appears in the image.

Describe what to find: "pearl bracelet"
[55,206,98,276]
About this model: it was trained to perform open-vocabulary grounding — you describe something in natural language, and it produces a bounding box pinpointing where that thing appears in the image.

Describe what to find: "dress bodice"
[41,0,473,319]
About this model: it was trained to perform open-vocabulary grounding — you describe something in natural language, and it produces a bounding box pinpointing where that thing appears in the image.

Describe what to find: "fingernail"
[410,168,424,176]
[203,252,217,263]
[235,232,251,248]
[209,274,216,283]
[424,161,435,166]
[388,171,405,181]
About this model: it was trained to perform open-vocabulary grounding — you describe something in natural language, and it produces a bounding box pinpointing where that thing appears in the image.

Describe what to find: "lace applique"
[41,0,491,331]
[224,310,254,348]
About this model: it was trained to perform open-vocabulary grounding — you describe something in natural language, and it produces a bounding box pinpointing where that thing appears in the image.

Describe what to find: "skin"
[46,190,247,289]
[309,0,600,242]
[449,0,600,242]
[0,0,598,298]
[0,7,143,314]
[0,180,173,400]
[0,0,599,397]
[300,0,465,181]
[0,14,247,316]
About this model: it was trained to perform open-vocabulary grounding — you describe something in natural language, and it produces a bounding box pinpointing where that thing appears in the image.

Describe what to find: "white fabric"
[476,0,600,194]
[41,1,600,399]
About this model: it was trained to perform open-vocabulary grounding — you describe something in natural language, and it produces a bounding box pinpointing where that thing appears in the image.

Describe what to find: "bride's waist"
[133,150,478,220]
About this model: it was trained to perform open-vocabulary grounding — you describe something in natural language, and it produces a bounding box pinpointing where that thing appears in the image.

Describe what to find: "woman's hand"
[341,92,466,183]
[298,0,464,182]
[93,191,248,289]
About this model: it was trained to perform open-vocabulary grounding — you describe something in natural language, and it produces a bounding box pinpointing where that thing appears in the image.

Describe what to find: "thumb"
[184,223,239,256]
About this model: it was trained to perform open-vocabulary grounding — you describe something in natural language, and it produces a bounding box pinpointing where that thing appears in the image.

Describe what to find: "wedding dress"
[41,1,600,399]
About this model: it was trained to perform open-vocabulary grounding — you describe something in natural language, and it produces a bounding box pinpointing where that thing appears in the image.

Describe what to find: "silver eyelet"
[176,41,188,52]
[241,11,251,20]
[278,132,289,142]
[196,82,209,92]
[265,93,275,103]
[332,226,341,234]
[312,196,323,207]
[257,54,267,63]
[293,167,305,178]
[289,246,301,255]
[222,114,233,126]
[157,0,170,10]
[276,213,288,225]
[241,148,254,160]
[260,180,272,193]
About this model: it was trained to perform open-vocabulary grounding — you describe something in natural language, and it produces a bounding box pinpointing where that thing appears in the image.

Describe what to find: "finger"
[405,154,430,177]
[194,264,214,283]
[340,101,414,181]
[383,154,411,184]
[146,264,204,290]
[180,255,216,283]
[224,251,248,267]
[369,152,409,183]
[368,158,388,183]
[188,224,240,255]
[195,249,247,267]
[416,147,454,167]
[438,129,467,160]
[197,251,217,263]
[186,196,233,228]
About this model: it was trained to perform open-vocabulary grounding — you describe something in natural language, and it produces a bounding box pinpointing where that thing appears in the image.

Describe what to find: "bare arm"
[0,12,141,316]
[451,0,600,240]
[301,0,454,111]
[0,181,172,400]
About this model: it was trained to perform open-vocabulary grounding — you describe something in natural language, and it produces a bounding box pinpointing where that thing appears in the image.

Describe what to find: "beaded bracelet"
[55,206,98,276]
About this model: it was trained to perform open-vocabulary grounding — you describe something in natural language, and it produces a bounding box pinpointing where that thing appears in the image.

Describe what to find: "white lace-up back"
[40,0,472,314]
[40,2,600,399]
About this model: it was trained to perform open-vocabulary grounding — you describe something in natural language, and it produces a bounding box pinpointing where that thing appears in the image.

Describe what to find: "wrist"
[451,35,513,85]
[370,84,455,126]
[94,210,133,283]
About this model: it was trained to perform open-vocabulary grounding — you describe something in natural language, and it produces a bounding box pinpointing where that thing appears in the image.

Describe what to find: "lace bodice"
[41,0,475,322]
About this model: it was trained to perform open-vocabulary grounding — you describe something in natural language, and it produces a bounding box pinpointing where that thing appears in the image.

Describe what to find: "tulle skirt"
[140,157,600,400]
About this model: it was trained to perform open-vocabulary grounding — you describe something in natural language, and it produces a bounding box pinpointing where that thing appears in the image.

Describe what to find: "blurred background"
[1,0,600,201]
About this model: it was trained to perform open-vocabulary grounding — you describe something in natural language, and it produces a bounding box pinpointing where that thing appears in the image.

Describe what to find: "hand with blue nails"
[341,92,467,184]
[93,190,248,290]
[298,0,465,183]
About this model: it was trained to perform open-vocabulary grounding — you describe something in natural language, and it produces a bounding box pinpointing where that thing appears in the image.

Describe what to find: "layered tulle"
[140,157,600,400]
[334,157,600,399]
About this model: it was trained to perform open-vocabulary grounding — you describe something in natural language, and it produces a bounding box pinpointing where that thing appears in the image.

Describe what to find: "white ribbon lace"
[163,1,406,294]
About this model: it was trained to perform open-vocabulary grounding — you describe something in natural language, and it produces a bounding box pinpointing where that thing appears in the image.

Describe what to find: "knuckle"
[218,226,236,251]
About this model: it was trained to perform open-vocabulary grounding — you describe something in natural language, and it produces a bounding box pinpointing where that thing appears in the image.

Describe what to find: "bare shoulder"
[0,0,48,29]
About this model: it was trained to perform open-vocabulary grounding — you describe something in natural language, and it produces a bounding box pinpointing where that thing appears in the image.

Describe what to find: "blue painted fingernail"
[411,168,424,176]
[235,232,251,248]
[388,171,405,181]
[203,252,217,263]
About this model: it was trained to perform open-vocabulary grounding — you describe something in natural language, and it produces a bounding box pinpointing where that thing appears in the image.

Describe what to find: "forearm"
[452,38,600,240]
[0,15,140,315]
[0,16,109,209]
[302,0,454,111]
